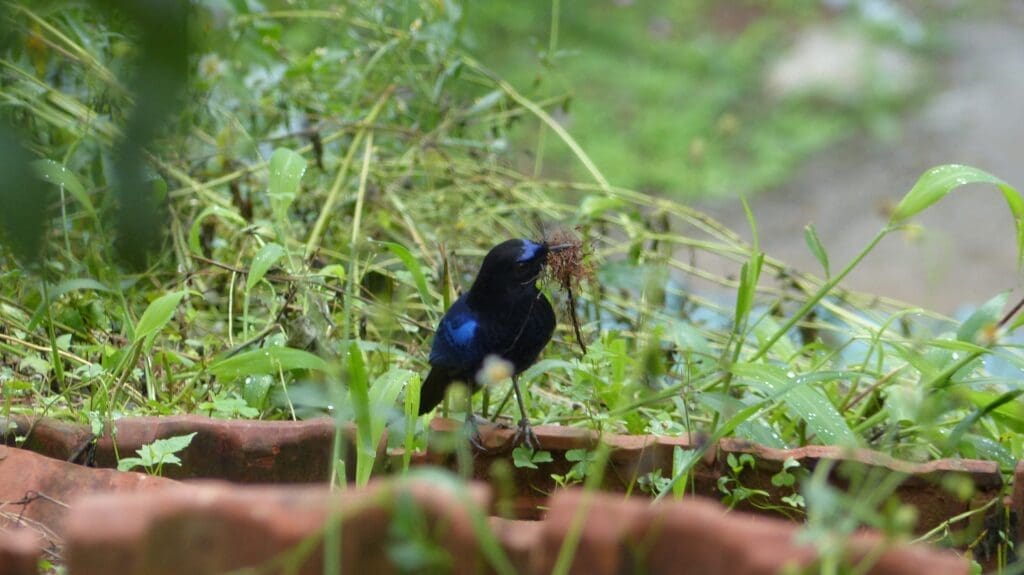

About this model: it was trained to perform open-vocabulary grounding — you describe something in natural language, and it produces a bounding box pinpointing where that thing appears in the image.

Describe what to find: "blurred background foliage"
[465,0,938,196]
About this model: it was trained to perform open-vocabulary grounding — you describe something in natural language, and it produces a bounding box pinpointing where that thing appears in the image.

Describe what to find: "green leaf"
[209,346,329,380]
[241,377,273,412]
[203,396,260,419]
[134,290,187,346]
[565,448,588,463]
[532,450,554,464]
[32,159,96,221]
[733,253,763,330]
[368,368,415,446]
[752,315,797,361]
[118,432,196,472]
[803,224,830,278]
[664,317,714,359]
[318,264,347,282]
[466,89,504,115]
[187,205,247,256]
[521,358,576,381]
[382,241,433,308]
[87,412,104,436]
[349,342,374,487]
[732,363,858,446]
[701,392,788,448]
[945,390,1024,456]
[28,278,112,330]
[954,388,1024,433]
[268,148,307,219]
[580,195,625,218]
[247,242,286,290]
[771,470,794,487]
[956,292,1007,344]
[512,446,552,469]
[890,165,1024,266]
[513,448,537,469]
[117,457,145,472]
[402,373,421,471]
[145,432,197,459]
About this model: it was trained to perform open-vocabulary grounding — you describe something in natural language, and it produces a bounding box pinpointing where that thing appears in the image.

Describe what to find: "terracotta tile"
[0,446,177,562]
[538,490,968,575]
[717,437,1004,542]
[0,529,40,575]
[4,413,1011,567]
[488,517,542,574]
[2,416,92,461]
[65,479,492,575]
[4,416,371,483]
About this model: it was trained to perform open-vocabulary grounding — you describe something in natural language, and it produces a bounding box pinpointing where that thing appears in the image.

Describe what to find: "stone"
[765,25,924,103]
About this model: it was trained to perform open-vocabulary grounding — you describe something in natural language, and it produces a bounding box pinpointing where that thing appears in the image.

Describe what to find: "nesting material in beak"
[542,229,592,354]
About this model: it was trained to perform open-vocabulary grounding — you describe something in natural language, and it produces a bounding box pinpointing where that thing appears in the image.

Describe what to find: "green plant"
[771,457,807,509]
[551,447,599,487]
[116,432,197,476]
[717,453,771,510]
[512,446,554,470]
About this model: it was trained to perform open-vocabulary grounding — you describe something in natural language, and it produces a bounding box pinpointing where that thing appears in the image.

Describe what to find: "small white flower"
[197,53,226,81]
[476,355,514,387]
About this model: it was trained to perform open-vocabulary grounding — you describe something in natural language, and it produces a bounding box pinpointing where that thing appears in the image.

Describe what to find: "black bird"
[419,238,569,448]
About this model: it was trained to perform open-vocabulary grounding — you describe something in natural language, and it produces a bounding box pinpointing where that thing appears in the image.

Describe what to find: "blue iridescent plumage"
[429,300,481,367]
[515,239,542,262]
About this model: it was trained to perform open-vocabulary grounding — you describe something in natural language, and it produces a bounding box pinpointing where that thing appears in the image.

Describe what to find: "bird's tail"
[418,366,455,416]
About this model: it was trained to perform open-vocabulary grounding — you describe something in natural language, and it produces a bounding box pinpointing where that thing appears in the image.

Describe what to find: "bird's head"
[470,238,572,296]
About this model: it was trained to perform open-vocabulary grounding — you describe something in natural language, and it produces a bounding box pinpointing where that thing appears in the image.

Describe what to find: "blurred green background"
[464,0,935,197]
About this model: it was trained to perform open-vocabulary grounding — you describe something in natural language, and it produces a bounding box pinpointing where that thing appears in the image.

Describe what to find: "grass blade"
[134,290,187,346]
[209,346,329,380]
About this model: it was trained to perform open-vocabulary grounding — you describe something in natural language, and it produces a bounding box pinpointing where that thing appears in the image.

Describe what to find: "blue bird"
[419,238,570,448]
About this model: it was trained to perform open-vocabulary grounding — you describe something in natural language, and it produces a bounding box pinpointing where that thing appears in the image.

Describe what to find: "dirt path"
[700,17,1024,314]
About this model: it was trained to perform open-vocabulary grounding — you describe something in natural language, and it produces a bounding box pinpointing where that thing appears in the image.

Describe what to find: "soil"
[700,16,1024,315]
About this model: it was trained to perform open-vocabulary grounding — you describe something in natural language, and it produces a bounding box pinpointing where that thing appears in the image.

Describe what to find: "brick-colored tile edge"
[716,438,1005,541]
[424,419,1005,536]
[6,415,1002,502]
[0,529,40,575]
[4,415,1010,558]
[537,490,968,575]
[62,481,967,575]
[2,415,376,483]
[65,479,492,575]
[0,445,178,557]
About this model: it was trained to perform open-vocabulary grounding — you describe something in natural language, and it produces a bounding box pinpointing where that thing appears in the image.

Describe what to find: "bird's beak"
[545,243,574,253]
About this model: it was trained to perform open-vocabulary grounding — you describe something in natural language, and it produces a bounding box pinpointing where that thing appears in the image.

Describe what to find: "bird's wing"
[429,299,483,369]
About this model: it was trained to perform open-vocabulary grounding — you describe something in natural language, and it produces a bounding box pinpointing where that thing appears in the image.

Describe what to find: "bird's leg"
[464,393,486,452]
[488,387,515,429]
[510,375,540,450]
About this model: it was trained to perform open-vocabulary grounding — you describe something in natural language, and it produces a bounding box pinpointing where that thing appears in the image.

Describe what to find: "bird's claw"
[513,418,540,450]
[465,416,487,452]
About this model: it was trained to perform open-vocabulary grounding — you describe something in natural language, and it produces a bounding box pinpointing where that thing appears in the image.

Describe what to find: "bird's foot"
[512,418,540,450]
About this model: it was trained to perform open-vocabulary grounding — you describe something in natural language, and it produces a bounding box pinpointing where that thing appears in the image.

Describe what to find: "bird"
[419,238,570,449]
